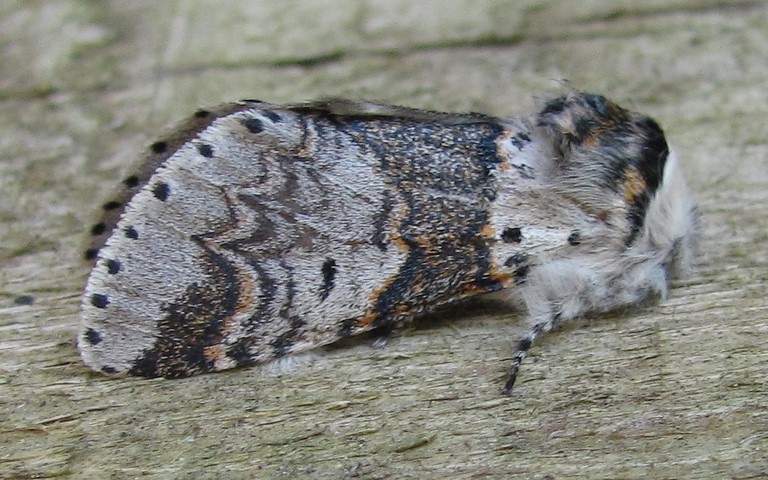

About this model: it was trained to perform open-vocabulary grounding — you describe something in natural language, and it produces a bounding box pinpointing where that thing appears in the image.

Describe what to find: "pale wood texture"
[1,1,766,478]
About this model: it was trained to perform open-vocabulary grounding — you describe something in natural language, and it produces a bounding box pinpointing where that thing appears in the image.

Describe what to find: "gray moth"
[79,92,698,394]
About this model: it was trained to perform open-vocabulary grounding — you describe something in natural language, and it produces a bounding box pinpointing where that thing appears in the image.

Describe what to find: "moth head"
[536,92,698,277]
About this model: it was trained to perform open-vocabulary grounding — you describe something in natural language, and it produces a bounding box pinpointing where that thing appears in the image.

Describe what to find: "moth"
[79,92,698,394]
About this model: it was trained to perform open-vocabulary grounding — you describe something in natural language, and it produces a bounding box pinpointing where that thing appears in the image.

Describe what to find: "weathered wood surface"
[1,1,766,478]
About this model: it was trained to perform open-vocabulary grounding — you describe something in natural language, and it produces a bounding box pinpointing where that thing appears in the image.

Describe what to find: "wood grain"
[1,1,766,478]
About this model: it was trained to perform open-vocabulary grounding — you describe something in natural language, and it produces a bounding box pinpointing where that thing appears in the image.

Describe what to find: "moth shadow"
[322,297,518,353]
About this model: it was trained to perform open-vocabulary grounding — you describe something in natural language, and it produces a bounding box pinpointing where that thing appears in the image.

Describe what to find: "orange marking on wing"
[212,261,258,339]
[357,311,379,329]
[490,270,513,288]
[234,269,256,315]
[204,344,224,363]
[495,129,525,171]
[481,224,496,238]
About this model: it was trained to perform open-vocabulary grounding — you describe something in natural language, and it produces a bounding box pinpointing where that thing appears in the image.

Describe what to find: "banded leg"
[502,312,563,395]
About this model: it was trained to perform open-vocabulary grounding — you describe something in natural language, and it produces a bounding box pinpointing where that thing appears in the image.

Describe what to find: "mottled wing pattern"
[80,102,532,377]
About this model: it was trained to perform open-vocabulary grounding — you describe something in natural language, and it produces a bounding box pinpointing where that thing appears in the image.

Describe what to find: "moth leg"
[502,311,563,395]
[371,326,394,348]
[371,317,411,348]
